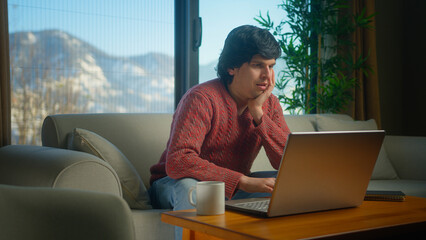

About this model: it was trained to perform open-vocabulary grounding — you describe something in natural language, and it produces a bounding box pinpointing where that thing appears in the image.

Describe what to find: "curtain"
[0,0,11,147]
[347,0,381,128]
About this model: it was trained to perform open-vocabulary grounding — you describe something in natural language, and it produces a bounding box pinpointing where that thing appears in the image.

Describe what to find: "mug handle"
[188,186,196,207]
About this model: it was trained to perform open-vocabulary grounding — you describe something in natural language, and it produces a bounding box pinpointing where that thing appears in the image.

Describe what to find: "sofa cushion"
[284,115,316,132]
[316,115,398,180]
[0,184,135,240]
[68,128,152,209]
[317,116,377,131]
[132,209,175,240]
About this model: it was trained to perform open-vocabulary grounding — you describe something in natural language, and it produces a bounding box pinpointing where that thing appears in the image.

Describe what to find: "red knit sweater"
[150,79,290,199]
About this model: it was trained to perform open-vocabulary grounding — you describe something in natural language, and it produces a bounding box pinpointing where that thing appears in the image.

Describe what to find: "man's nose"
[262,66,272,78]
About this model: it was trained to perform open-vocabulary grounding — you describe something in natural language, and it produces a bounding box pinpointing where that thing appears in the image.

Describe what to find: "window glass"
[199,0,286,84]
[8,0,174,145]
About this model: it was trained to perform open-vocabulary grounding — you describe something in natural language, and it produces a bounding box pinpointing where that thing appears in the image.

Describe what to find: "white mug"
[188,181,225,215]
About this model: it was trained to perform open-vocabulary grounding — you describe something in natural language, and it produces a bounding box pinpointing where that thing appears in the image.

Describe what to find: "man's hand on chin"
[247,69,275,125]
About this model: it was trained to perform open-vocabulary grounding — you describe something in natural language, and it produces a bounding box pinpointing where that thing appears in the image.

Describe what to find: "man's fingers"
[238,176,277,193]
[263,178,276,193]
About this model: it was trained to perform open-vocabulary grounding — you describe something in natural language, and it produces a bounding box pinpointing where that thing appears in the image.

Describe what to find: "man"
[149,24,290,221]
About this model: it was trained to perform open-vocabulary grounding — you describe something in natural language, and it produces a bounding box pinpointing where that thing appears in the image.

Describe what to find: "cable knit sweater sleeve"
[165,89,244,199]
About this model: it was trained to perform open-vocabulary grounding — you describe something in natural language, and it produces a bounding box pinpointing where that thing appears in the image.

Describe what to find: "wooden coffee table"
[162,196,426,240]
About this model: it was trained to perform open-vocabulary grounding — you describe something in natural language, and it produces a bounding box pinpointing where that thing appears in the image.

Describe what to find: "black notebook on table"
[365,190,406,202]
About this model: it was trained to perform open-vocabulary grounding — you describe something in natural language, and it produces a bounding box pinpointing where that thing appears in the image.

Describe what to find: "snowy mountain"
[9,30,175,113]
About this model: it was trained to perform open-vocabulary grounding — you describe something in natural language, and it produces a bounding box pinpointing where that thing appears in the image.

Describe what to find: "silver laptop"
[225,130,385,217]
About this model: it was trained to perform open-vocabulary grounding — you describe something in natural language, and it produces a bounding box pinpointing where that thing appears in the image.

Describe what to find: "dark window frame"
[174,0,200,108]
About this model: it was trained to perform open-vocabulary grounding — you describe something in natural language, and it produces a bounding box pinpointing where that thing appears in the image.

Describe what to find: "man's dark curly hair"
[216,25,281,87]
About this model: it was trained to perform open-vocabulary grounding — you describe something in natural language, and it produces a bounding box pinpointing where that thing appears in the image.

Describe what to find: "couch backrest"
[249,113,353,172]
[284,113,353,132]
[42,113,354,187]
[42,113,173,188]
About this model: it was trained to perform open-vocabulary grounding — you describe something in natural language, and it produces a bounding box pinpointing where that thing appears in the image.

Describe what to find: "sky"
[8,0,287,65]
[200,0,286,65]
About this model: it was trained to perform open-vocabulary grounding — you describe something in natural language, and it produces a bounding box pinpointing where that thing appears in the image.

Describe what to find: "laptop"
[225,130,385,217]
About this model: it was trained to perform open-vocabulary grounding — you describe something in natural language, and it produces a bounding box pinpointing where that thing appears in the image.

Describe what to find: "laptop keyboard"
[234,199,270,211]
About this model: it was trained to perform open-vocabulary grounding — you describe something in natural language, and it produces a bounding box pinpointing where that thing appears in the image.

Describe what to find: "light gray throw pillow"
[316,115,398,180]
[68,128,152,209]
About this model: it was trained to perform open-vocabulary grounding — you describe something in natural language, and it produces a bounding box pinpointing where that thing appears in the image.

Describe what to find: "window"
[7,0,289,145]
[199,0,292,113]
[8,0,174,144]
[199,0,286,84]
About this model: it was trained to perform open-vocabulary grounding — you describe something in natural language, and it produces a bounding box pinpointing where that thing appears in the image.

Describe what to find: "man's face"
[228,54,276,101]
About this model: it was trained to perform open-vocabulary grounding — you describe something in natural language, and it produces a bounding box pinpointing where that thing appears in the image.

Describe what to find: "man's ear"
[228,68,235,76]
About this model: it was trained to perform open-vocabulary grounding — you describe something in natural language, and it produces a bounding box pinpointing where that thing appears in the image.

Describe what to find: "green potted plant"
[256,0,375,114]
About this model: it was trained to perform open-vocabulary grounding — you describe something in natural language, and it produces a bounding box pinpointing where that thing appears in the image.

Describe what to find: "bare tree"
[10,32,90,145]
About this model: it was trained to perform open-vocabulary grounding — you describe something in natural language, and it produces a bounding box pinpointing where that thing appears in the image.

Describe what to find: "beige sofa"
[1,113,425,240]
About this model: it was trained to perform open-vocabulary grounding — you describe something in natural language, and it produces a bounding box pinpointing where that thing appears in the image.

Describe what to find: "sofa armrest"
[0,184,134,240]
[0,145,122,196]
[384,135,426,180]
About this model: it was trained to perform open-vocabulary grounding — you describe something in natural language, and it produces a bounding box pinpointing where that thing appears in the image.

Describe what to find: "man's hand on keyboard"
[237,175,275,194]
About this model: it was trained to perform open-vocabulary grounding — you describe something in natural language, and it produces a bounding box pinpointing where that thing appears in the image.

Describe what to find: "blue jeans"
[148,171,277,240]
